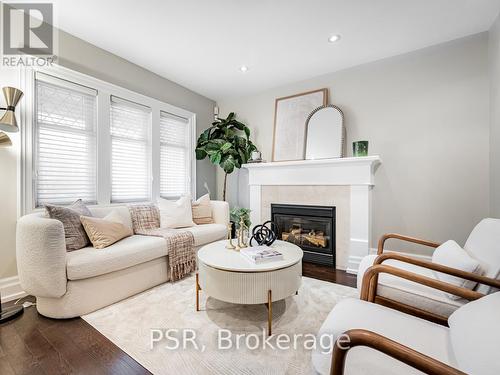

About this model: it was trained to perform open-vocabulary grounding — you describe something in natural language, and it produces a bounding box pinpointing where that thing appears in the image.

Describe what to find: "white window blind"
[110,96,152,203]
[160,111,191,198]
[34,73,97,207]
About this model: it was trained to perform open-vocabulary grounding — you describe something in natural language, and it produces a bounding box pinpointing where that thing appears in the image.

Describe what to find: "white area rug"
[83,275,357,375]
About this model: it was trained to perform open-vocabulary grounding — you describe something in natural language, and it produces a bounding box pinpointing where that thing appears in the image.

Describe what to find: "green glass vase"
[353,141,369,157]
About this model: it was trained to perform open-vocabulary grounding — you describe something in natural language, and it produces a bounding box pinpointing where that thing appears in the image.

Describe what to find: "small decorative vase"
[353,141,369,157]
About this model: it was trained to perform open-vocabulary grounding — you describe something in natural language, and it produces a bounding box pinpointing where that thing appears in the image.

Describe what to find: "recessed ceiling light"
[240,65,249,72]
[328,34,341,43]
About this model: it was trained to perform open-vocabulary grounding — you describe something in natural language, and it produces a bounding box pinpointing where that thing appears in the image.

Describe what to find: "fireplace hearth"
[271,204,335,267]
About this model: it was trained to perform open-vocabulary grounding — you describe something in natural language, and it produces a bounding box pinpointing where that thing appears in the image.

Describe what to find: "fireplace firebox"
[271,204,335,267]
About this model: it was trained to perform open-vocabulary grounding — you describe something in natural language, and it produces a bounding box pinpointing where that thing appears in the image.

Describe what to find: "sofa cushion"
[66,235,167,280]
[89,206,133,231]
[448,292,500,375]
[183,224,227,246]
[158,196,195,228]
[312,298,455,375]
[192,194,214,225]
[358,254,467,317]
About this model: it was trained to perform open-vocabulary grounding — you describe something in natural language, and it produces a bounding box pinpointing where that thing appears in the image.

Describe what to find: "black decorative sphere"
[249,221,277,246]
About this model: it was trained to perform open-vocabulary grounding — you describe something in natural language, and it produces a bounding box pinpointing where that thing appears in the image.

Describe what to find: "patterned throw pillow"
[191,194,214,225]
[128,204,160,232]
[45,199,93,251]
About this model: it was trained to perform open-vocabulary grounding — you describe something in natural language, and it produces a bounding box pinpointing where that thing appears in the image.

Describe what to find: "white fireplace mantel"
[243,156,381,274]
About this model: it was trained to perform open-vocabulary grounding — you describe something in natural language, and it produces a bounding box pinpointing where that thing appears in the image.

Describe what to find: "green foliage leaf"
[209,151,222,165]
[195,148,207,160]
[195,112,259,176]
[221,142,232,153]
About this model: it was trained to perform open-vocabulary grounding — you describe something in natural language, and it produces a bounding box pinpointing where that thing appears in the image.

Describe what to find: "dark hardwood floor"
[0,265,356,375]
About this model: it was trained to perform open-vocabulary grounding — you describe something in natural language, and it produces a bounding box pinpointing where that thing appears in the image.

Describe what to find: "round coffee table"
[196,240,303,335]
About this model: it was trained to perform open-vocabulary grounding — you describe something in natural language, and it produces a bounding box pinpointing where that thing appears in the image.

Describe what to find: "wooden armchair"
[356,218,500,322]
[311,292,500,374]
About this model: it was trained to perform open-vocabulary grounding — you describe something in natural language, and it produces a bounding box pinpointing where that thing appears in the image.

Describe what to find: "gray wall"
[490,15,500,218]
[0,30,216,279]
[218,34,490,252]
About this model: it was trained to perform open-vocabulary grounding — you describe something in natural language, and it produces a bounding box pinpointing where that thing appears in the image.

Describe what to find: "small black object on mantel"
[249,221,278,246]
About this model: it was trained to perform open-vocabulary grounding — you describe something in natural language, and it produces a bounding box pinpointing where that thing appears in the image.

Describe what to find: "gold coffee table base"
[195,273,275,336]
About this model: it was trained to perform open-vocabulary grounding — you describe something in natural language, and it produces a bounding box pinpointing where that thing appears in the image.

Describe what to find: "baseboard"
[346,249,432,275]
[0,275,27,302]
[346,255,364,275]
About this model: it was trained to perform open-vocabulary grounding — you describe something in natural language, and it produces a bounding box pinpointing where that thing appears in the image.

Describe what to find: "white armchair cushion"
[158,196,195,228]
[357,255,467,317]
[312,298,455,375]
[463,218,500,295]
[448,292,500,375]
[432,240,482,299]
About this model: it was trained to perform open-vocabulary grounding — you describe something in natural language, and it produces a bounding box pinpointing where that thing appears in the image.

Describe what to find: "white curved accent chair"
[312,292,500,375]
[356,218,500,323]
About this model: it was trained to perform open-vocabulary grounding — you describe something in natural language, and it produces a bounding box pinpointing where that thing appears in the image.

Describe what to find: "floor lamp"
[0,86,24,323]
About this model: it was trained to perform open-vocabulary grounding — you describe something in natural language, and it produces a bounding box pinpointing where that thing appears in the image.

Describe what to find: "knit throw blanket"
[128,204,196,281]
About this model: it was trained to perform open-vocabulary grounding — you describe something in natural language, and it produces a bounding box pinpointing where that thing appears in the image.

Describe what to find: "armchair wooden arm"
[360,264,484,324]
[331,329,465,375]
[374,253,500,290]
[378,233,441,255]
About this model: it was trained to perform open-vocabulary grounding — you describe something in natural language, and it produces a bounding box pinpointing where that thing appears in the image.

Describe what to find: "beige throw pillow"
[158,196,195,228]
[192,194,214,225]
[80,210,133,249]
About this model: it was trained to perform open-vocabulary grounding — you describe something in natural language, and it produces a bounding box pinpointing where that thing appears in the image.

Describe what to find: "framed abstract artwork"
[272,88,328,161]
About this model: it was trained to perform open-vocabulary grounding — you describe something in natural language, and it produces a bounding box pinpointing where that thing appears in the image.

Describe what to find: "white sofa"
[16,201,229,319]
[313,292,500,374]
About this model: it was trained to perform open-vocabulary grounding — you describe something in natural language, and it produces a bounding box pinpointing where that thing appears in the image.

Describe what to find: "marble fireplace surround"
[243,156,381,274]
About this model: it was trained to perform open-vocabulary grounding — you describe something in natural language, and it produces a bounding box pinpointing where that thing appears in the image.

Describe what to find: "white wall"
[218,34,490,252]
[0,29,216,280]
[490,15,500,218]
[0,69,21,281]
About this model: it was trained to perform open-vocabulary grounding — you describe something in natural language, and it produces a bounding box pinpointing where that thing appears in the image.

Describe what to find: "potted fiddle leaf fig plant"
[195,112,257,201]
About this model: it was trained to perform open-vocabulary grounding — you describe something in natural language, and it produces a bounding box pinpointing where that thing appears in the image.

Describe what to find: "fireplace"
[271,204,335,267]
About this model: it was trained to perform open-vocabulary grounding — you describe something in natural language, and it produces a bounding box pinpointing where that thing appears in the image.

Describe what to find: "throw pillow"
[80,211,133,249]
[158,196,195,228]
[432,240,482,299]
[45,199,93,251]
[192,194,214,225]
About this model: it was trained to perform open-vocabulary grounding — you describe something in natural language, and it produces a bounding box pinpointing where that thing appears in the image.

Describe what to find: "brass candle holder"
[236,217,248,251]
[225,222,236,249]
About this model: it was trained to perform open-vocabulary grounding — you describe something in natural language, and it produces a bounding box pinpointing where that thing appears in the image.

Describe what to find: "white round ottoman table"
[196,240,303,335]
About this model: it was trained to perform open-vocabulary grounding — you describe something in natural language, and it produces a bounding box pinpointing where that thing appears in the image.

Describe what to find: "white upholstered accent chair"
[312,292,500,375]
[357,218,500,324]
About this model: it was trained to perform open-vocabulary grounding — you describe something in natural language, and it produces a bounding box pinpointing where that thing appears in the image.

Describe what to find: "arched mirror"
[305,105,345,160]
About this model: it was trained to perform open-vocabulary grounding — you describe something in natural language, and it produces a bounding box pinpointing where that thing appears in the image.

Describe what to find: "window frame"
[20,65,196,214]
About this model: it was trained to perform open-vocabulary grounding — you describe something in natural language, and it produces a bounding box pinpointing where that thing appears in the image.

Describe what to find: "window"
[110,96,152,203]
[34,73,97,207]
[24,67,196,212]
[160,111,191,198]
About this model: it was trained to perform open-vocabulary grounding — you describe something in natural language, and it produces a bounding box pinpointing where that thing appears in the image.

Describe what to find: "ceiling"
[51,0,500,100]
